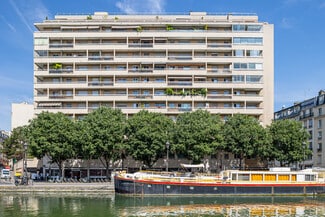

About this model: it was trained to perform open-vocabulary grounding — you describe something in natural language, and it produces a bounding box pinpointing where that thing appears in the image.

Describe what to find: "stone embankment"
[0,181,114,194]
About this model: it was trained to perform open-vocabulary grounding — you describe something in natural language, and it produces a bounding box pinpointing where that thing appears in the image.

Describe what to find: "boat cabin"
[224,168,318,183]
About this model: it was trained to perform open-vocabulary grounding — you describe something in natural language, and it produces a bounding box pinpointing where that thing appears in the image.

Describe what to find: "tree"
[173,110,223,164]
[79,107,126,178]
[268,119,311,167]
[27,111,76,178]
[222,114,270,169]
[126,110,174,168]
[2,126,28,163]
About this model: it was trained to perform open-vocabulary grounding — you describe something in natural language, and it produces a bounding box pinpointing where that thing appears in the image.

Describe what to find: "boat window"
[305,174,315,181]
[237,174,250,181]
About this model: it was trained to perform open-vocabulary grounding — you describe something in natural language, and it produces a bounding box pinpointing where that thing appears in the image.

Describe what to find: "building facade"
[11,102,34,130]
[34,12,274,125]
[274,90,325,168]
[0,130,10,168]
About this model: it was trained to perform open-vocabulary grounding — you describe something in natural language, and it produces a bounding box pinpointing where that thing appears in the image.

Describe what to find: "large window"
[34,37,48,45]
[246,75,262,83]
[233,25,262,32]
[246,50,263,57]
[232,75,244,82]
[234,63,263,70]
[233,37,263,45]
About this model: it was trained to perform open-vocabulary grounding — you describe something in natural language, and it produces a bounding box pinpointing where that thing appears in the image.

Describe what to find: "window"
[234,50,244,57]
[34,37,48,45]
[233,63,263,70]
[92,90,99,96]
[233,25,262,32]
[132,90,139,95]
[317,143,322,152]
[233,37,263,45]
[246,75,262,83]
[246,25,262,31]
[65,90,72,96]
[308,119,313,128]
[319,95,325,104]
[318,131,322,139]
[77,90,87,96]
[155,90,165,95]
[319,108,323,116]
[232,75,244,82]
[232,24,245,31]
[318,120,322,129]
[35,50,48,57]
[155,103,165,108]
[246,50,263,57]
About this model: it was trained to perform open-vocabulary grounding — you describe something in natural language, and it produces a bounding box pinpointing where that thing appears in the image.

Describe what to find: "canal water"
[0,194,325,217]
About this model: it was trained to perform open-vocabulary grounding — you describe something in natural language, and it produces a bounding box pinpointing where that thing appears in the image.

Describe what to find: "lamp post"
[23,142,28,185]
[166,141,170,172]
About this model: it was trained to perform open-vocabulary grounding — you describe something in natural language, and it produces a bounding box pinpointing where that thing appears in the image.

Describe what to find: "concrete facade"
[34,11,274,125]
[11,102,34,130]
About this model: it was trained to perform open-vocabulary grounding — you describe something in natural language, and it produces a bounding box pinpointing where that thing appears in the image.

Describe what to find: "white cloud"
[9,0,50,33]
[116,0,165,14]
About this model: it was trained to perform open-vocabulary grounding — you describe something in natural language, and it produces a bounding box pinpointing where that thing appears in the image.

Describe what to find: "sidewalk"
[0,180,115,194]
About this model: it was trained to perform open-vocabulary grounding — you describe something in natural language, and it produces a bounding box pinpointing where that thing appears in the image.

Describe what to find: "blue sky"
[0,0,325,131]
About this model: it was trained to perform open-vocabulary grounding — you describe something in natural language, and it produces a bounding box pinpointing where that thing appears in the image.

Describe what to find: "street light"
[166,141,170,172]
[23,142,28,185]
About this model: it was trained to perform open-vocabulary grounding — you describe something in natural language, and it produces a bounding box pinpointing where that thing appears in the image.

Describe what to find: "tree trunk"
[87,158,91,182]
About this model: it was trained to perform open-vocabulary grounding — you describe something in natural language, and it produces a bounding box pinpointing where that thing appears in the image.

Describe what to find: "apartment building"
[274,90,325,168]
[34,12,274,125]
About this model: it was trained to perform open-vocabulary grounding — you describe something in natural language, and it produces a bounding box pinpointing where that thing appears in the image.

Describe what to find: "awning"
[180,163,204,168]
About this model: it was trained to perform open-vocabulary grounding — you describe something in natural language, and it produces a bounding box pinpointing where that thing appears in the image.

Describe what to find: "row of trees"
[1,108,311,179]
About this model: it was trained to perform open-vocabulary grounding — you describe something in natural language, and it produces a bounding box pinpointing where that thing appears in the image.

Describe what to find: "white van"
[1,169,10,179]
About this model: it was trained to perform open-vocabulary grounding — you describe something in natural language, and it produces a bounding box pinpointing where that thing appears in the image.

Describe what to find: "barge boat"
[114,165,325,196]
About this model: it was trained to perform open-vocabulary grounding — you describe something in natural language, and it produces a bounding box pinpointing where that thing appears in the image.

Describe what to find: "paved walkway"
[0,180,115,193]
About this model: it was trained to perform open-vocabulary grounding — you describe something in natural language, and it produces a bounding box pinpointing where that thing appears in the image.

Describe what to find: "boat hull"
[114,177,325,196]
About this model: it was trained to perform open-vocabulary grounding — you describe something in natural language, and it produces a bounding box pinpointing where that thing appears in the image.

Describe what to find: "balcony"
[128,43,153,48]
[128,94,153,99]
[88,56,114,61]
[88,81,114,86]
[49,43,73,48]
[300,112,314,120]
[168,56,192,60]
[128,68,153,73]
[49,68,73,74]
[49,95,73,99]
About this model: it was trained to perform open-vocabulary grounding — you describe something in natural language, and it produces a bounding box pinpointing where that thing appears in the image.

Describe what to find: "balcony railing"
[49,43,73,48]
[88,56,114,61]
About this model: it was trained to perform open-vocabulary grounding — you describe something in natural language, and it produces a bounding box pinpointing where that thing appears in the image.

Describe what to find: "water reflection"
[115,196,325,217]
[0,194,324,217]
